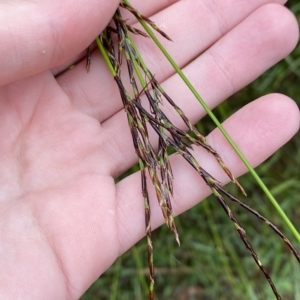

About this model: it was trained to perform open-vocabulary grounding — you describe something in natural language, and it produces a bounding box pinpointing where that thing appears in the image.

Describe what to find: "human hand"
[0,1,299,299]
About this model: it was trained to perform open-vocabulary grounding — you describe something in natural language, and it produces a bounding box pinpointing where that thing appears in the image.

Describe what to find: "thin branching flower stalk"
[87,2,300,299]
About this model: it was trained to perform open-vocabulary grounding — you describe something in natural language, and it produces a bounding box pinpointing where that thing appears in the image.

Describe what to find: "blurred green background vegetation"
[81,2,300,299]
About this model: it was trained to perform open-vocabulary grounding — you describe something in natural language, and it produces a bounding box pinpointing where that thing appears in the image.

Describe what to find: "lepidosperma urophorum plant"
[85,1,300,299]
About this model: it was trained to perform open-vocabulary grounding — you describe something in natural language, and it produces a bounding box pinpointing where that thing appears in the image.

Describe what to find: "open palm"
[0,1,299,299]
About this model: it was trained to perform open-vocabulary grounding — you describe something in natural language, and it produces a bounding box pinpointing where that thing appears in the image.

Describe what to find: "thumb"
[0,0,119,86]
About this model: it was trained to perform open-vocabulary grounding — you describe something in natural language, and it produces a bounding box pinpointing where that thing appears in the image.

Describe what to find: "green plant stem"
[202,201,236,286]
[110,257,121,300]
[122,0,300,242]
[132,246,149,294]
[96,37,116,77]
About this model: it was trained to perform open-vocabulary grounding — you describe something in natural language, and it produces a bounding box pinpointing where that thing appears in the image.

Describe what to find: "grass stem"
[123,0,300,243]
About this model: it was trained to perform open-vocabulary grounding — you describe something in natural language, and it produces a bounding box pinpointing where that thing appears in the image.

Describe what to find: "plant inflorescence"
[86,1,300,299]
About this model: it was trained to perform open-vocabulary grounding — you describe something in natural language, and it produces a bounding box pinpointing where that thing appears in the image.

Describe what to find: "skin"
[0,0,299,299]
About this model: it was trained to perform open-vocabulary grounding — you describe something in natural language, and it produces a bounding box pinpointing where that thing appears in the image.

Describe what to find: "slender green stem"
[202,199,257,298]
[127,39,147,88]
[110,257,121,300]
[122,0,300,242]
[202,201,236,284]
[96,37,116,77]
[132,246,149,294]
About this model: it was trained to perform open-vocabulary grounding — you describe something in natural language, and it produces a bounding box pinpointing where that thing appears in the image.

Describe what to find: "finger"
[50,0,181,76]
[57,0,287,122]
[98,3,299,177]
[115,94,300,254]
[0,0,120,86]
